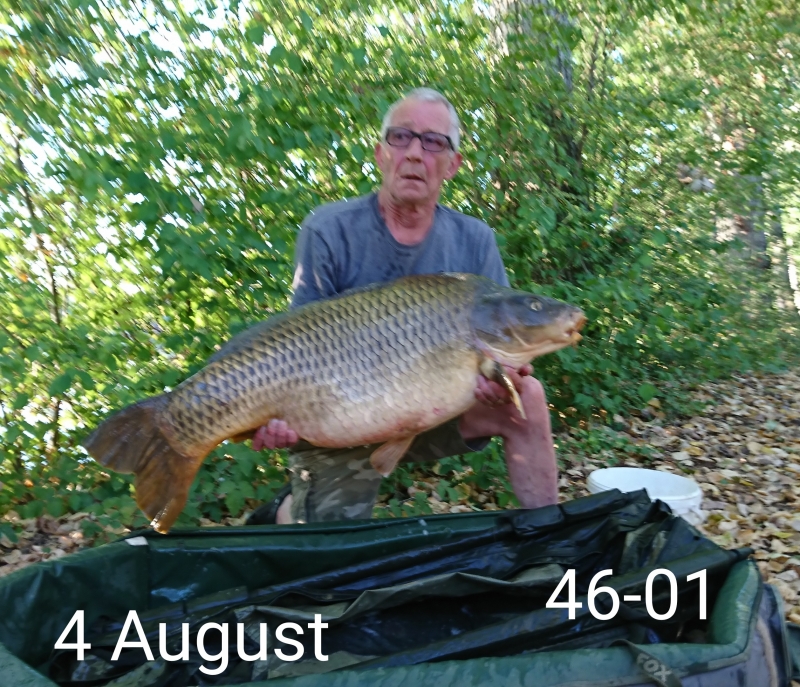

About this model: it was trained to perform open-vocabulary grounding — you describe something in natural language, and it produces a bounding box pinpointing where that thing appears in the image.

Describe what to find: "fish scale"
[82,273,585,532]
[171,282,461,451]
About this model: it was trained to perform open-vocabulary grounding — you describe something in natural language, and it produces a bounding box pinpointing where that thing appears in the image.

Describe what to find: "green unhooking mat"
[0,489,795,686]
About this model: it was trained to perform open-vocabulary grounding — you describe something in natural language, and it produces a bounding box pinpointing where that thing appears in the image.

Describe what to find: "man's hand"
[252,419,299,451]
[475,363,533,408]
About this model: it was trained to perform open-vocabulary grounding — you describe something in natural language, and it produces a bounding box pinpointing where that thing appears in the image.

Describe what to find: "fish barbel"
[83,274,586,533]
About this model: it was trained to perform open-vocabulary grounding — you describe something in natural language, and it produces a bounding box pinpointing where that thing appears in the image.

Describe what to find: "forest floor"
[567,368,800,625]
[576,368,800,624]
[3,369,800,627]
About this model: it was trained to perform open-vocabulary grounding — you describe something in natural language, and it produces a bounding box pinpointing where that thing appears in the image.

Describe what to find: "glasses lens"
[421,133,448,152]
[386,128,413,146]
[385,127,451,152]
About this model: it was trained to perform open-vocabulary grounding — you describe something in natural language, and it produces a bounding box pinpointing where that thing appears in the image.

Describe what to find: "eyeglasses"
[384,127,454,153]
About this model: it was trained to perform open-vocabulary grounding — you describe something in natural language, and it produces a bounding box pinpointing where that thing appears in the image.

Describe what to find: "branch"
[50,398,62,465]
[14,135,62,328]
[598,35,611,104]
[578,31,612,184]
[0,400,24,474]
[0,322,29,350]
[586,24,601,103]
[14,132,64,460]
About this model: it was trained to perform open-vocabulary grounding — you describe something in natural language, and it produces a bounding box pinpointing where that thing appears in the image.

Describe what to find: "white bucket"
[587,467,705,526]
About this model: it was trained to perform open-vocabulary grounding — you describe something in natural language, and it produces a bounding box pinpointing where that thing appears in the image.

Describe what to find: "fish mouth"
[563,312,587,345]
[555,310,587,348]
[483,309,587,367]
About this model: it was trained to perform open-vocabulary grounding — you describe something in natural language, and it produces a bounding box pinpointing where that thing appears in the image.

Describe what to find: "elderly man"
[247,87,558,525]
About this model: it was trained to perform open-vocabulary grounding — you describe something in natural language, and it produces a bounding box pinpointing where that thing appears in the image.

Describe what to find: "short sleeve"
[290,217,339,309]
[479,226,510,287]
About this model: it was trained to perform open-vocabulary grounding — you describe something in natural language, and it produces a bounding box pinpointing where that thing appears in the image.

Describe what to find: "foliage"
[1,0,799,531]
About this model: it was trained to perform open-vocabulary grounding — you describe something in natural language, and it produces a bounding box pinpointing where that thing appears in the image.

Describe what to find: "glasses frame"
[384,126,454,153]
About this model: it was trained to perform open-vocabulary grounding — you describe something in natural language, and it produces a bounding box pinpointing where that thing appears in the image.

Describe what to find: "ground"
[3,369,800,630]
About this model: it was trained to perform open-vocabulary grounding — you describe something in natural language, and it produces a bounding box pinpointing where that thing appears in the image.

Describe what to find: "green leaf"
[246,24,265,46]
[225,490,245,517]
[286,53,303,74]
[75,370,96,391]
[68,492,91,512]
[12,393,29,410]
[24,345,43,361]
[268,43,287,64]
[0,524,18,544]
[352,48,367,65]
[47,498,66,517]
[637,384,658,403]
[49,371,75,396]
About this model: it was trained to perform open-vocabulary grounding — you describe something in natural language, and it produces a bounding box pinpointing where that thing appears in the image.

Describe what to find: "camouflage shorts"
[287,418,490,523]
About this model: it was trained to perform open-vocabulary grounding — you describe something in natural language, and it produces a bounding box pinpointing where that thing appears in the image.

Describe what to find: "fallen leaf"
[747,441,763,455]
[2,550,22,565]
[772,539,790,554]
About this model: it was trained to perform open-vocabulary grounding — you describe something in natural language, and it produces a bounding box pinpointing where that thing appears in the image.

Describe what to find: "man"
[248,87,558,525]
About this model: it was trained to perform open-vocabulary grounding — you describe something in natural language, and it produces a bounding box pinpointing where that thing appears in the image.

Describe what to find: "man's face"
[375,99,463,207]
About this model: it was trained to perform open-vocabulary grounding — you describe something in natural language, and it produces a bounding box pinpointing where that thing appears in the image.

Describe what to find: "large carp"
[83,274,585,533]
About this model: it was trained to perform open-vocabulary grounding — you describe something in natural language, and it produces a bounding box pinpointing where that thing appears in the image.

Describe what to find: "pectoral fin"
[479,358,526,420]
[369,435,416,477]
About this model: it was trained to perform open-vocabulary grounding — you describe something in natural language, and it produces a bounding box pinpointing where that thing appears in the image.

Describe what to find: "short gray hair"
[380,87,461,152]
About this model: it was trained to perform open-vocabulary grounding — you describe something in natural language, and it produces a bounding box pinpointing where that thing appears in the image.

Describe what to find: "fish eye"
[529,299,542,311]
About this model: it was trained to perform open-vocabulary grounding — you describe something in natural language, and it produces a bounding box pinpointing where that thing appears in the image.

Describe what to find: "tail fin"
[82,396,199,534]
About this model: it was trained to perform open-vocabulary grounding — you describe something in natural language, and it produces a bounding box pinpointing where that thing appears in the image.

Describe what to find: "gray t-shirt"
[291,193,508,308]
